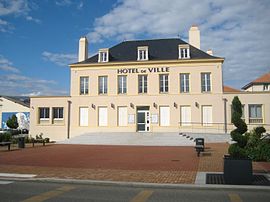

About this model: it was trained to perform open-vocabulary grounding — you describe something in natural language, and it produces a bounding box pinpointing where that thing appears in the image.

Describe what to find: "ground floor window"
[98,107,108,126]
[118,106,127,126]
[53,107,64,120]
[160,106,170,126]
[249,104,263,123]
[202,106,212,126]
[39,107,49,120]
[180,106,191,126]
[79,107,88,126]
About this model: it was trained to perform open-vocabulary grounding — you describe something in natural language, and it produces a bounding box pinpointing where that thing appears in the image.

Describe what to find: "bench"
[194,138,205,157]
[0,142,12,151]
[32,138,46,147]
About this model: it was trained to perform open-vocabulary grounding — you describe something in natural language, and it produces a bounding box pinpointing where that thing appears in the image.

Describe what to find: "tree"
[6,114,19,129]
[228,96,248,158]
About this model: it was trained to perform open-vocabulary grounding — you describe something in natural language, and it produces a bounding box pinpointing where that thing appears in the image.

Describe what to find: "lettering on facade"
[117,67,169,74]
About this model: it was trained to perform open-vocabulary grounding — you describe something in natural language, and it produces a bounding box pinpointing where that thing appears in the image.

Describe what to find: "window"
[118,107,127,126]
[160,106,170,126]
[201,73,211,92]
[137,46,148,61]
[180,106,191,126]
[98,107,108,126]
[79,107,88,126]
[99,76,108,94]
[263,84,269,91]
[159,74,169,93]
[39,107,49,120]
[180,73,190,93]
[53,107,63,119]
[98,49,109,62]
[249,104,263,123]
[80,76,89,95]
[178,44,190,59]
[118,75,127,94]
[202,106,212,126]
[138,75,147,93]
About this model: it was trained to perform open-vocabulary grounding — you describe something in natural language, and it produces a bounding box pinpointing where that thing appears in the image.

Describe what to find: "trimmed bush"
[6,115,18,129]
[0,132,12,142]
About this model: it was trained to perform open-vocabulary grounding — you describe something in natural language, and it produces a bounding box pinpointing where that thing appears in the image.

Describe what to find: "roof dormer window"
[137,46,148,61]
[178,44,190,59]
[98,48,109,63]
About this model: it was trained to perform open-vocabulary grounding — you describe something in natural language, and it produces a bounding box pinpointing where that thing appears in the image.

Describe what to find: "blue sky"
[0,0,270,96]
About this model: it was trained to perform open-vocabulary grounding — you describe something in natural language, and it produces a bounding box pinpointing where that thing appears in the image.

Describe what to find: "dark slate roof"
[0,96,30,108]
[74,38,222,65]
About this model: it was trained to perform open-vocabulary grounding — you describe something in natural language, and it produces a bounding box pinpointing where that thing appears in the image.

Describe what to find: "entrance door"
[137,110,150,132]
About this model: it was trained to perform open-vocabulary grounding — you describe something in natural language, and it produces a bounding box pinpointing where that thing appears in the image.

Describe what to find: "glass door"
[137,110,150,132]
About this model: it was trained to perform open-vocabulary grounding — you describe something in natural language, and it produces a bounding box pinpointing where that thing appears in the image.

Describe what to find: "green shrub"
[228,96,248,158]
[6,115,18,129]
[254,127,266,138]
[0,133,12,142]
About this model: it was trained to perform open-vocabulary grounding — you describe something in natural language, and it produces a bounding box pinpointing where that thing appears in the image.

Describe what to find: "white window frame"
[201,73,211,92]
[180,73,190,93]
[80,76,89,95]
[79,107,88,126]
[98,48,109,62]
[263,84,269,91]
[178,45,190,59]
[39,107,50,120]
[138,75,147,93]
[53,107,64,120]
[98,107,108,126]
[137,46,149,61]
[118,75,127,94]
[118,106,128,126]
[160,106,170,126]
[98,76,108,94]
[159,74,169,93]
[248,104,263,124]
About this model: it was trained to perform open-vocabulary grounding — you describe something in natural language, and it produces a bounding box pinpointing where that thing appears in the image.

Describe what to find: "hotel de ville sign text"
[117,67,169,74]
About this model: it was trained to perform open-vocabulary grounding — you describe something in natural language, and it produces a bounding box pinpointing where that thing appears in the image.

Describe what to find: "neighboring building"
[0,96,30,130]
[30,26,270,141]
[242,72,270,92]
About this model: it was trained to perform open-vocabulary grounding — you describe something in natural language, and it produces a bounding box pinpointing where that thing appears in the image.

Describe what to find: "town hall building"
[30,26,270,141]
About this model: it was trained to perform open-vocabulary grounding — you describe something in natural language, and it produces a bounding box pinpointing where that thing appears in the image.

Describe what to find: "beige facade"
[30,27,270,141]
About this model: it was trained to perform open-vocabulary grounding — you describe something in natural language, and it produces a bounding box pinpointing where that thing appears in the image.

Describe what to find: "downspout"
[67,100,71,139]
[223,98,228,134]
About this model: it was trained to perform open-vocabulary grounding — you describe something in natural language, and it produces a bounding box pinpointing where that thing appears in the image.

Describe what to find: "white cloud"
[42,51,77,66]
[55,0,72,7]
[26,15,41,24]
[0,55,20,73]
[87,0,270,88]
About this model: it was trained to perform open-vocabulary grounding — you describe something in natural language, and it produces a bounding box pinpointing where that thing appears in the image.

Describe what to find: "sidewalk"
[0,143,269,184]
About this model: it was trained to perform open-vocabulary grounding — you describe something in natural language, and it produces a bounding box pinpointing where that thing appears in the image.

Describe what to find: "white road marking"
[0,173,36,178]
[0,180,13,185]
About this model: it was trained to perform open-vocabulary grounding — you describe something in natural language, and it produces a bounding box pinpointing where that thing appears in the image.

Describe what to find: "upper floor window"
[53,107,64,120]
[118,75,127,94]
[39,107,49,120]
[137,46,149,61]
[80,76,89,95]
[159,74,169,93]
[178,44,190,59]
[98,48,109,62]
[180,73,190,93]
[201,73,211,92]
[99,76,108,94]
[138,75,147,93]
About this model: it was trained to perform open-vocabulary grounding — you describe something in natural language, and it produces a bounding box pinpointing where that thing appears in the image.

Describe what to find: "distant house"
[0,96,30,130]
[242,72,270,92]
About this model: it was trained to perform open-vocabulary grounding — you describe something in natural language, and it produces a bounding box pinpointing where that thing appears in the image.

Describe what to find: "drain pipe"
[223,98,228,134]
[67,100,72,139]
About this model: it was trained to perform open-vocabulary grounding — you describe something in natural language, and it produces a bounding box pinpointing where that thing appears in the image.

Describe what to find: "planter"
[223,155,253,185]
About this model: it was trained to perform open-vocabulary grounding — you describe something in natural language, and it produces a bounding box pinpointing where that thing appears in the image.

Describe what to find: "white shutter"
[181,106,191,126]
[202,106,212,126]
[118,107,127,126]
[79,107,88,126]
[160,106,170,126]
[99,107,108,126]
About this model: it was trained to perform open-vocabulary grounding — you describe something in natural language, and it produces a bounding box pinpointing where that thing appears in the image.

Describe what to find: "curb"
[1,177,270,191]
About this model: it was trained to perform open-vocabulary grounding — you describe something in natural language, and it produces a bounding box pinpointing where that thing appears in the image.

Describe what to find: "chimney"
[207,49,213,56]
[78,36,88,62]
[189,25,200,49]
